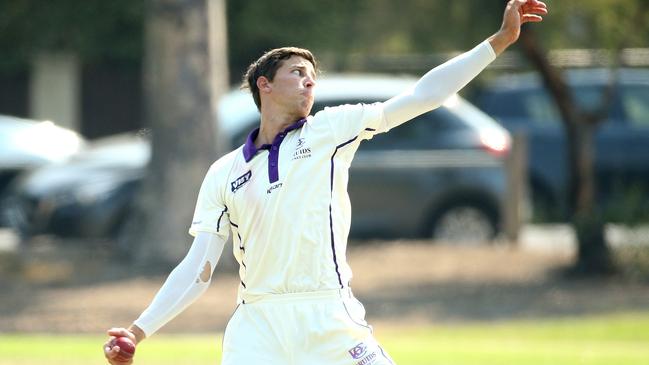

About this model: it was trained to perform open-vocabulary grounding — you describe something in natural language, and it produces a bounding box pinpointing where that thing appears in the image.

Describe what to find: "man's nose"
[304,76,315,88]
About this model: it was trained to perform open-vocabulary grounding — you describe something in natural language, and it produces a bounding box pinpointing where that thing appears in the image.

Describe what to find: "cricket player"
[104,1,547,364]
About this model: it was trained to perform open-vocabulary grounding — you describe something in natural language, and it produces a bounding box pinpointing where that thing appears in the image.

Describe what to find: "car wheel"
[529,179,561,222]
[112,208,144,260]
[431,205,497,244]
[0,196,33,241]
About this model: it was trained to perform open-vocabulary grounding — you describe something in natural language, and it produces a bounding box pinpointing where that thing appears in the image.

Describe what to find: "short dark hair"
[242,47,318,110]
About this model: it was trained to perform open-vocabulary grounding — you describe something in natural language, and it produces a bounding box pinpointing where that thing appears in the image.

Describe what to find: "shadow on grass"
[358,276,649,323]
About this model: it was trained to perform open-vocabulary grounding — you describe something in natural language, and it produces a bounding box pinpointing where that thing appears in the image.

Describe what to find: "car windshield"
[620,85,649,128]
[480,85,617,127]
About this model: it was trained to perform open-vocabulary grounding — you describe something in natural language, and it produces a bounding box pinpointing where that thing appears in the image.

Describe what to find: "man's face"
[266,55,316,118]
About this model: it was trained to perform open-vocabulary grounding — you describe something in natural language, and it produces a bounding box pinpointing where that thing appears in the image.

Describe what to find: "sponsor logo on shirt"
[355,352,377,365]
[348,343,377,365]
[267,182,283,194]
[348,343,367,360]
[231,170,252,192]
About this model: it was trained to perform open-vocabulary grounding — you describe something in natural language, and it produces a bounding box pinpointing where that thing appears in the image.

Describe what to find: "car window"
[579,86,627,121]
[317,99,471,150]
[362,108,467,150]
[480,86,617,126]
[231,117,260,147]
[620,85,649,128]
[231,100,466,150]
[520,90,560,126]
[479,88,559,126]
[479,89,549,123]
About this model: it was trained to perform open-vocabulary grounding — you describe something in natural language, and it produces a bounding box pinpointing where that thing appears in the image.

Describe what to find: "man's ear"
[257,76,272,94]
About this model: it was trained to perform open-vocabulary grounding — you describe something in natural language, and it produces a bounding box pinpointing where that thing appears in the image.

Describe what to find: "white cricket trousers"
[221,288,395,365]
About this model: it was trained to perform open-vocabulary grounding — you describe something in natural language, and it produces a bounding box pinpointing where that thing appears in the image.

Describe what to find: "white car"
[0,115,84,209]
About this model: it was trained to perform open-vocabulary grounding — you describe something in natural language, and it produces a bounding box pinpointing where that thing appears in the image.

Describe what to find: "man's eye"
[292,69,302,75]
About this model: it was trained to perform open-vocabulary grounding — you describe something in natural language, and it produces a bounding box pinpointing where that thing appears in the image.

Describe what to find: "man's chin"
[298,106,312,118]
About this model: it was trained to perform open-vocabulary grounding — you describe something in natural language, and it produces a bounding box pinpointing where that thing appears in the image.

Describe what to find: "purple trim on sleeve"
[378,345,395,365]
[242,118,307,183]
[342,300,372,332]
[230,221,248,283]
[237,233,245,253]
[328,135,360,288]
[230,221,244,252]
[216,206,228,232]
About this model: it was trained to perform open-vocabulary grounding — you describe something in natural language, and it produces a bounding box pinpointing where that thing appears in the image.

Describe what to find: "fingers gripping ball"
[109,336,136,362]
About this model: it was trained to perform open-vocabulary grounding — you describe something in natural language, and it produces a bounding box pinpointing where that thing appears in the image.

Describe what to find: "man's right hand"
[103,327,138,365]
[489,0,548,55]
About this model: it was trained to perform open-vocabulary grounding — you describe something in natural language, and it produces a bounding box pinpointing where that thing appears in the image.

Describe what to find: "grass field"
[1,311,648,365]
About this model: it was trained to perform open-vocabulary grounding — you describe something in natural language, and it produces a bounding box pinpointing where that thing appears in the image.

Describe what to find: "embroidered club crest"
[296,137,306,148]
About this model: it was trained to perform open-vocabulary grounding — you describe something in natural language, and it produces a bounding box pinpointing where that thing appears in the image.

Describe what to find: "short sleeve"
[188,164,230,239]
[321,102,388,145]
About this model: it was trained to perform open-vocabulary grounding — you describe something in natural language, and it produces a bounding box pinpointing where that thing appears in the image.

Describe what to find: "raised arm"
[103,231,226,364]
[489,0,547,55]
[383,0,547,128]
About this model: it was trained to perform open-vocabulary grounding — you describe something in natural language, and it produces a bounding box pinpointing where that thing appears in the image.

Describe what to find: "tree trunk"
[570,122,611,273]
[133,0,227,266]
[518,28,613,274]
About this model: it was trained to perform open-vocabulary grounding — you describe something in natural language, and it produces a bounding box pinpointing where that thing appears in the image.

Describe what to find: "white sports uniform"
[194,103,394,365]
[132,40,496,365]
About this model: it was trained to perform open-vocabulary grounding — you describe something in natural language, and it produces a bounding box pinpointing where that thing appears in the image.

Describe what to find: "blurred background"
[1,1,649,364]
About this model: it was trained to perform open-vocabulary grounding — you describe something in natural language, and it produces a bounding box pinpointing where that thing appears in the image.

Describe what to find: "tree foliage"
[0,0,142,72]
[2,0,648,76]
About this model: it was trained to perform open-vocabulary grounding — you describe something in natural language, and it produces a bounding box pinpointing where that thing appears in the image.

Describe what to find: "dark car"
[2,75,510,245]
[474,68,649,221]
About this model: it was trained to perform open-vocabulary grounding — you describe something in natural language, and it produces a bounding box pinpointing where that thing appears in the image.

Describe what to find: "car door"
[480,87,568,219]
[595,83,649,211]
[348,107,483,239]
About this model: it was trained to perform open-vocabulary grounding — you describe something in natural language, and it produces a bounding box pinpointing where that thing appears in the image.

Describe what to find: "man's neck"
[256,112,302,147]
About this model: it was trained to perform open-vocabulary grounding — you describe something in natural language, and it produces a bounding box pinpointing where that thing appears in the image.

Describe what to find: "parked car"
[474,68,649,221]
[0,115,84,226]
[0,133,147,241]
[1,75,511,244]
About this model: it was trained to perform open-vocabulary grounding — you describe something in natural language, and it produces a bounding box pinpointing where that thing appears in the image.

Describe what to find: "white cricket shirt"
[190,103,388,302]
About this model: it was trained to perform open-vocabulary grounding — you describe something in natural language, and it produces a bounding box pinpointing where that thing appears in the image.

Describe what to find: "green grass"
[1,311,649,365]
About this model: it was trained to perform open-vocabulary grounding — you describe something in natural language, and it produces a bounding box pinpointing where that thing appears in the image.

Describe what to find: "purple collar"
[242,118,307,162]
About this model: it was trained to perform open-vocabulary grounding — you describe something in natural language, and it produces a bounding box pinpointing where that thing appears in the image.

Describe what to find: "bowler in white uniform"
[104,1,547,364]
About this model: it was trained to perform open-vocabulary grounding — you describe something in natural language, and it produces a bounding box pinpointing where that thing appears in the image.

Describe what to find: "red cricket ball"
[109,336,136,362]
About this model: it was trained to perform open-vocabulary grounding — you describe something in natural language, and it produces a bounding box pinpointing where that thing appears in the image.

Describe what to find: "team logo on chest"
[292,138,312,160]
[296,137,306,148]
[231,170,252,192]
